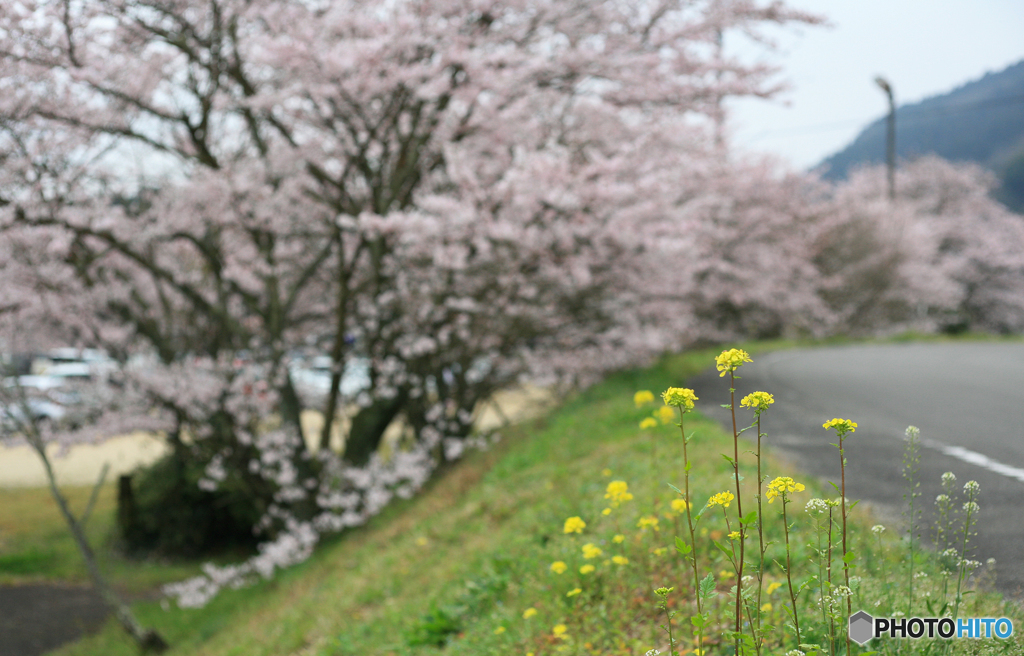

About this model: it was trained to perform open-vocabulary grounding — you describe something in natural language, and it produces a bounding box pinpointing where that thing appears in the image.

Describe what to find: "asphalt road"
[687,341,1024,600]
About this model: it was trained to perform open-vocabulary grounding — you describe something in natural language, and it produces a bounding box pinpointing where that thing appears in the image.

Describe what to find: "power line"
[745,118,869,141]
[744,92,1024,142]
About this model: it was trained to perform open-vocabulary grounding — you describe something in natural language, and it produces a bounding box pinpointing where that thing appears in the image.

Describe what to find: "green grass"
[0,483,201,592]
[0,484,112,584]
[2,335,1018,656]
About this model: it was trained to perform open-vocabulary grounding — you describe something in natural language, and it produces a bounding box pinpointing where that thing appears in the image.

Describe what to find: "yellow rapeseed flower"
[761,602,772,612]
[634,390,656,407]
[652,547,667,556]
[716,349,752,377]
[550,561,567,574]
[766,582,783,594]
[580,564,595,574]
[639,417,658,430]
[612,555,629,565]
[707,491,735,508]
[523,607,538,619]
[582,543,603,559]
[661,387,698,410]
[494,626,506,635]
[567,588,582,597]
[823,417,858,436]
[602,507,612,516]
[740,391,774,413]
[613,534,625,543]
[656,405,676,424]
[604,480,634,507]
[670,498,691,514]
[728,531,740,540]
[553,624,568,638]
[766,476,806,503]
[637,515,660,531]
[563,516,586,534]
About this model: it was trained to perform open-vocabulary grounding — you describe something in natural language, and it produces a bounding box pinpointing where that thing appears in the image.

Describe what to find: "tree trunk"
[28,432,168,652]
[343,393,406,466]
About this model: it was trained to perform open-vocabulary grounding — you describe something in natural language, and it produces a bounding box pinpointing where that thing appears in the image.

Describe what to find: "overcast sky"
[724,0,1024,171]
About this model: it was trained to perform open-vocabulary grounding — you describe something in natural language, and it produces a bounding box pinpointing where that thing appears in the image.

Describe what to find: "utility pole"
[874,76,896,201]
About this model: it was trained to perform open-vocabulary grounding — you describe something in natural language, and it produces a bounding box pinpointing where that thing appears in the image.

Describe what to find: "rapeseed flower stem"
[677,408,705,656]
[824,418,856,655]
[728,370,746,654]
[755,413,766,646]
[779,486,803,647]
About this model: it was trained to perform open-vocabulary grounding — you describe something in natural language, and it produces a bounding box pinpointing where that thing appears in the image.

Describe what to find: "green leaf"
[699,573,717,600]
[721,454,735,466]
[713,540,732,557]
[741,510,758,526]
[684,460,693,472]
[666,482,683,496]
[843,551,857,564]
[675,536,692,555]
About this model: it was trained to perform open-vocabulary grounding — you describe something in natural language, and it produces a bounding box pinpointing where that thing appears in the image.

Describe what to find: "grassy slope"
[25,337,1023,656]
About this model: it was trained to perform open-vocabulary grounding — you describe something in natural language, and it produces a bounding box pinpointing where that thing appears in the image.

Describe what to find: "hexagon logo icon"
[849,610,874,645]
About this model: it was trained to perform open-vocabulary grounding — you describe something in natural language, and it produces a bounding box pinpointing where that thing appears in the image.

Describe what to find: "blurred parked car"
[30,348,116,382]
[0,395,67,432]
[288,356,371,406]
[1,376,91,432]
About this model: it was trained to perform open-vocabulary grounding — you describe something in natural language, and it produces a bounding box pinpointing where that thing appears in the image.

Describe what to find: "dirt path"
[0,433,168,488]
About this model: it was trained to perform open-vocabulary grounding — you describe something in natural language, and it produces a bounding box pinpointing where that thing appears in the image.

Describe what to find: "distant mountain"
[817,60,1024,211]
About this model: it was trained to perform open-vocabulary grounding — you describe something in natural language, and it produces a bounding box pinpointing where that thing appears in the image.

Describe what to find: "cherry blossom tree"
[809,156,1024,335]
[1,0,833,605]
[1,1,822,454]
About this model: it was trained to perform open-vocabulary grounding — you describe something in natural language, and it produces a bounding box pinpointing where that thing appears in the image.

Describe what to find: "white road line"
[922,439,1024,483]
